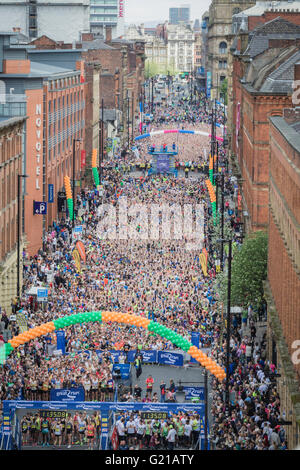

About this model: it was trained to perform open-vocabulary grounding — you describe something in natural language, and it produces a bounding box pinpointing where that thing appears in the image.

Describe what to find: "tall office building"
[0,0,90,42]
[90,0,125,38]
[169,4,191,25]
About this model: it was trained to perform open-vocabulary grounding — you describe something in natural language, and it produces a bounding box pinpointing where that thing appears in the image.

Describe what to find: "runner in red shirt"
[146,375,154,398]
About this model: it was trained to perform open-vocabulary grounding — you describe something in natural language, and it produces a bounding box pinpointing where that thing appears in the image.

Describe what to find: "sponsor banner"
[184,387,205,401]
[113,363,130,380]
[157,351,183,366]
[190,332,200,363]
[56,330,66,355]
[108,350,121,362]
[126,350,157,363]
[50,388,85,402]
[4,400,205,416]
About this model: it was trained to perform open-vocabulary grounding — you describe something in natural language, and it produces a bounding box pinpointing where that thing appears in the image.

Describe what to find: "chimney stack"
[105,26,112,43]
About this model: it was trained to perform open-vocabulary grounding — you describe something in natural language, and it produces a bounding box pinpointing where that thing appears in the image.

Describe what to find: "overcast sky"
[125,0,211,25]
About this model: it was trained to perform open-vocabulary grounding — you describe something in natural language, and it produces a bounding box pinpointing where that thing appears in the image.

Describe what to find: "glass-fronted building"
[90,0,125,38]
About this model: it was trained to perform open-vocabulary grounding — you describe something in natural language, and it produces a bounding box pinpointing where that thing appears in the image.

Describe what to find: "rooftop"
[244,17,300,57]
[0,115,26,130]
[234,0,300,19]
[270,115,300,155]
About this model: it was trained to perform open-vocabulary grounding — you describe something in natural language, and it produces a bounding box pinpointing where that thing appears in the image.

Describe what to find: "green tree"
[215,231,268,308]
[145,60,159,78]
[220,78,228,105]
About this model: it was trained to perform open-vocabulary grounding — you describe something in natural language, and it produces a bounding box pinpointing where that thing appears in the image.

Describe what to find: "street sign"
[37,288,48,302]
[48,184,54,203]
[72,225,83,240]
[33,201,47,215]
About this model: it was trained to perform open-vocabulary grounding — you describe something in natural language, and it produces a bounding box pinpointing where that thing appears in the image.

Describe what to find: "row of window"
[90,7,117,13]
[90,15,117,22]
[49,126,84,161]
[49,75,81,91]
[0,135,22,165]
[1,216,17,260]
[0,171,19,212]
[90,0,118,4]
[48,90,84,115]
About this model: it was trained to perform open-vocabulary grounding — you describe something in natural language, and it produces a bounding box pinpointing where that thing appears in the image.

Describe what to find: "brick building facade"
[264,109,300,449]
[0,115,26,312]
[0,32,86,256]
[230,18,300,231]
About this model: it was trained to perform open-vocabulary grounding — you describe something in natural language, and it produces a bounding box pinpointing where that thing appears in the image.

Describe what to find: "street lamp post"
[131,91,134,143]
[72,138,81,228]
[17,174,28,303]
[221,174,225,270]
[218,238,233,414]
[151,77,154,114]
[101,98,104,183]
[204,369,208,450]
[216,142,219,213]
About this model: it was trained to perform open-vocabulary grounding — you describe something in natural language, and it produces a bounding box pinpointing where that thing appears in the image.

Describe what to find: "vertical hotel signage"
[119,0,124,17]
[206,71,211,99]
[36,104,42,190]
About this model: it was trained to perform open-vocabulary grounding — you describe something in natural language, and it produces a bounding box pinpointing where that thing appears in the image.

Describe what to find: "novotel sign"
[35,104,42,190]
[119,0,124,18]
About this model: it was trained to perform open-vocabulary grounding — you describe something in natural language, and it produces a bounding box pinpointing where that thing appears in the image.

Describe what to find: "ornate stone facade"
[207,0,255,100]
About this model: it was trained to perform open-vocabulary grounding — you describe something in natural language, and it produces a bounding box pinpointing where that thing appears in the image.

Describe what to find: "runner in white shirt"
[167,426,177,450]
[184,420,193,448]
[136,419,146,449]
[116,417,126,439]
[126,418,136,446]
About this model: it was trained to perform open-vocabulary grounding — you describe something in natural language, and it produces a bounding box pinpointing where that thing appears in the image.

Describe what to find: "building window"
[218,60,227,69]
[219,41,227,54]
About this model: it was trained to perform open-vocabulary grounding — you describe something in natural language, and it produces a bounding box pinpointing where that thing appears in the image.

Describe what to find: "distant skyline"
[125,0,211,25]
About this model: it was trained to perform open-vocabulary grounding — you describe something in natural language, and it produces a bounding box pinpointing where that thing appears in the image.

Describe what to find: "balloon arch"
[134,128,224,143]
[0,311,225,381]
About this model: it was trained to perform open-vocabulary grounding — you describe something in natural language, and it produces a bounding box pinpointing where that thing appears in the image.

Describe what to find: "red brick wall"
[3,60,31,74]
[268,118,300,378]
[248,11,300,31]
[237,87,291,229]
[268,215,300,378]
[0,121,24,261]
[270,123,300,224]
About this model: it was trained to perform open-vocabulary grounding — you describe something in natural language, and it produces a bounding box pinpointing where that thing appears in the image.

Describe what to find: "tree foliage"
[144,59,179,78]
[220,78,228,105]
[215,231,268,308]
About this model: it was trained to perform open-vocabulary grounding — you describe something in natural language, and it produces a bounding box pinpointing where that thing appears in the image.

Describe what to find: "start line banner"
[92,350,184,366]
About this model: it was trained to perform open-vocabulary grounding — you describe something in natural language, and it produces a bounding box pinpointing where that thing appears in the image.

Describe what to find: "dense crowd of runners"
[0,78,288,450]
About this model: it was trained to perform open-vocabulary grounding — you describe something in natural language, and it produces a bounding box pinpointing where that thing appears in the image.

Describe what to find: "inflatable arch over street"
[135,128,224,142]
[0,311,226,381]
